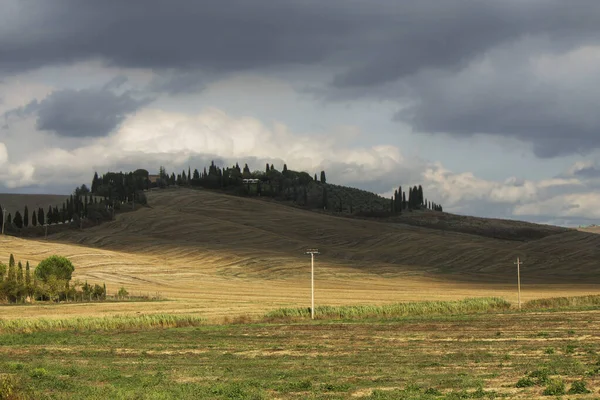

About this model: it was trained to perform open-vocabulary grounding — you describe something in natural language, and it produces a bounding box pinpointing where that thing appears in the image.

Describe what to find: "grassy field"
[1,187,600,321]
[2,307,600,399]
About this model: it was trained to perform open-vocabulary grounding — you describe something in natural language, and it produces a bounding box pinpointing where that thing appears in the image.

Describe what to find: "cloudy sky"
[2,0,600,227]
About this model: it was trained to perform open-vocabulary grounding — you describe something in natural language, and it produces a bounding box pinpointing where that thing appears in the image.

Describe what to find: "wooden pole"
[514,257,523,310]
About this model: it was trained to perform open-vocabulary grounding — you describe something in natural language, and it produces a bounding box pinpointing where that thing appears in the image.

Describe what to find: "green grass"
[0,314,205,334]
[1,309,600,399]
[264,297,512,320]
[523,294,600,310]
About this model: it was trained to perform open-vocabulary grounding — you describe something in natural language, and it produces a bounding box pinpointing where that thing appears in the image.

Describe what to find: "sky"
[1,0,600,227]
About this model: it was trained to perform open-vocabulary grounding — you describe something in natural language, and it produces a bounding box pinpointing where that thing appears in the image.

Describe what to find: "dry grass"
[1,187,600,321]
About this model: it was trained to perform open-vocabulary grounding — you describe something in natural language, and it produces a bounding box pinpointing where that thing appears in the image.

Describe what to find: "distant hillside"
[0,194,69,217]
[46,188,600,284]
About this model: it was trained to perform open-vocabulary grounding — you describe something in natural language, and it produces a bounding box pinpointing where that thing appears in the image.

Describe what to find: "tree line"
[0,254,107,303]
[149,161,444,215]
[390,185,443,214]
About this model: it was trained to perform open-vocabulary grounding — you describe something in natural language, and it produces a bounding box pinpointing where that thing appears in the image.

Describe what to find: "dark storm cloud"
[2,0,598,78]
[9,88,151,137]
[3,0,600,156]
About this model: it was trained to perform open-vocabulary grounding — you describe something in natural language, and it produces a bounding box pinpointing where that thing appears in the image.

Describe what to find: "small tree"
[23,206,29,227]
[17,261,23,285]
[7,254,16,283]
[320,170,327,184]
[0,262,6,282]
[32,210,37,226]
[118,286,129,299]
[13,211,23,229]
[35,255,75,284]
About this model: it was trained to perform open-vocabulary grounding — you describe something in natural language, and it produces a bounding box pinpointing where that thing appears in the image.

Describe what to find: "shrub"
[567,380,590,394]
[542,379,565,396]
[515,377,535,388]
[0,375,26,400]
[29,368,49,378]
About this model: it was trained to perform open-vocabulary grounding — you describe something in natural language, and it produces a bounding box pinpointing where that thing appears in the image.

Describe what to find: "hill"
[0,193,69,220]
[1,187,599,321]
[44,188,600,283]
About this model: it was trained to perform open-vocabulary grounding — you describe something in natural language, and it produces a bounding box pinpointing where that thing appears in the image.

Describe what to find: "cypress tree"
[322,186,328,209]
[48,206,53,224]
[398,186,402,213]
[91,171,99,193]
[320,170,327,184]
[418,185,424,206]
[17,261,23,284]
[407,188,412,209]
[13,211,23,228]
[32,210,37,226]
[266,163,270,174]
[7,213,11,226]
[8,254,16,282]
[25,261,31,287]
[402,192,407,209]
[23,206,29,227]
[314,173,318,181]
[38,207,44,226]
[391,195,395,213]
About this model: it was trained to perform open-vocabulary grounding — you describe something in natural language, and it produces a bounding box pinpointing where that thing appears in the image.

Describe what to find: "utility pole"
[514,257,523,310]
[305,248,320,319]
[1,207,6,235]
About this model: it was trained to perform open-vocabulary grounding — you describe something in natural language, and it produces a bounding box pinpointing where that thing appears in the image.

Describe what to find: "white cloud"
[1,101,599,227]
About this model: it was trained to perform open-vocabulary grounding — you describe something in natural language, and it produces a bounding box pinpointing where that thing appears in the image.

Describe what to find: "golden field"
[1,187,600,322]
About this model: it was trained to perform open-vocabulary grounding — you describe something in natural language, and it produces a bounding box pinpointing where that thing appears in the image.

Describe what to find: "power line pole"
[514,257,523,310]
[1,207,6,235]
[305,248,320,319]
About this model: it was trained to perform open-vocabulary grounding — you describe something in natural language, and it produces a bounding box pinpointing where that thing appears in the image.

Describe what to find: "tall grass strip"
[265,297,511,321]
[0,313,205,334]
[523,294,600,310]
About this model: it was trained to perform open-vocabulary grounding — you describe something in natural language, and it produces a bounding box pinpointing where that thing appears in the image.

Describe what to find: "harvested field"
[1,188,600,321]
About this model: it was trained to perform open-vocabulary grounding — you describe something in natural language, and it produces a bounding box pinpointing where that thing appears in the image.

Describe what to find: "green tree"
[320,170,327,184]
[322,186,328,210]
[17,261,23,285]
[35,255,75,284]
[25,261,31,288]
[7,254,16,283]
[0,262,6,282]
[23,206,29,227]
[32,210,37,226]
[38,207,44,226]
[13,211,23,228]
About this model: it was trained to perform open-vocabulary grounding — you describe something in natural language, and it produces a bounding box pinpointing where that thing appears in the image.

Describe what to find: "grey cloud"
[2,0,599,81]
[11,88,152,137]
[394,47,600,158]
[147,71,209,95]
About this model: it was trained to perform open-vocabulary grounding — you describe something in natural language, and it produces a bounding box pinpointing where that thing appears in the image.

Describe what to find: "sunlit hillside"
[1,187,599,321]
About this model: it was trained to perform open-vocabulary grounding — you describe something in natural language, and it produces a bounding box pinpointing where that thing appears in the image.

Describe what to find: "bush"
[0,375,26,400]
[515,377,535,388]
[542,379,565,396]
[567,380,590,394]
